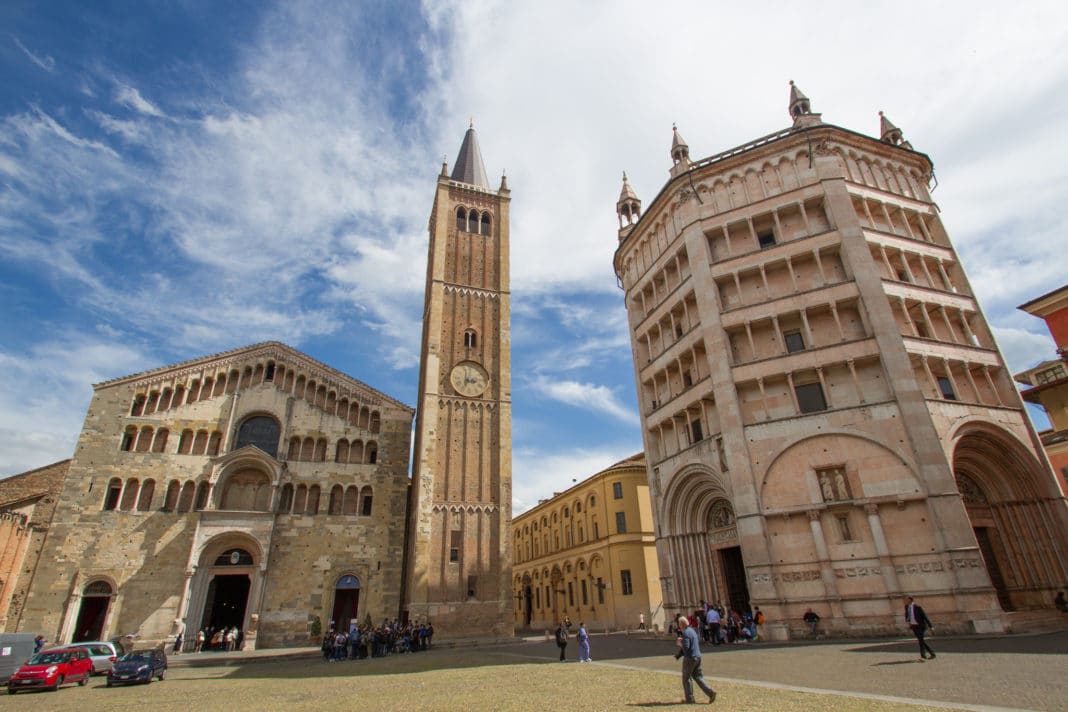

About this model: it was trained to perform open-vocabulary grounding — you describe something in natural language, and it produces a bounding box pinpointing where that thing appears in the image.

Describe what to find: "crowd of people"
[194,626,242,652]
[320,620,434,661]
[668,601,767,645]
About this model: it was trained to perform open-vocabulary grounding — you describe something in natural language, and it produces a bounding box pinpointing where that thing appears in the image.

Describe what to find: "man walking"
[904,596,935,660]
[555,620,568,661]
[577,621,591,662]
[674,617,716,704]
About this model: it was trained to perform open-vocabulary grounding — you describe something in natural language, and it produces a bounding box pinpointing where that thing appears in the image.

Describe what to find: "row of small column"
[630,247,691,320]
[709,199,819,260]
[719,246,842,311]
[894,294,980,346]
[644,340,707,413]
[730,298,871,365]
[915,353,1006,406]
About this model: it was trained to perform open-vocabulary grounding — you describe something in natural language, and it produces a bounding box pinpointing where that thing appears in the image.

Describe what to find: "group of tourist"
[670,601,766,645]
[195,626,242,652]
[321,620,434,660]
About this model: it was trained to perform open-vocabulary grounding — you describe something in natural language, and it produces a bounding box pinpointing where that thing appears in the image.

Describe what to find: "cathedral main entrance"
[330,575,360,632]
[72,580,112,642]
[718,546,750,615]
[201,574,251,633]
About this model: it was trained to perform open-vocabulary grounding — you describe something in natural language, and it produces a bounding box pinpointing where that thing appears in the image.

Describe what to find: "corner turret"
[616,172,641,239]
[879,111,913,150]
[789,80,822,129]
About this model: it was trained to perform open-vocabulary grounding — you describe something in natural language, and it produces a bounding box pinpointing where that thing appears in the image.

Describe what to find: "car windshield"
[118,653,151,662]
[29,652,70,664]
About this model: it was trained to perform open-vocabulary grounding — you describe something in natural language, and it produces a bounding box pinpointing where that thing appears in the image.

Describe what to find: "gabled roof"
[450,125,490,189]
[94,341,413,413]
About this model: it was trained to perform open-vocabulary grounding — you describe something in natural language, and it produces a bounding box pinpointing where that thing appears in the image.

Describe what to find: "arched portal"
[187,536,264,651]
[953,425,1068,611]
[72,580,113,643]
[330,574,361,633]
[200,549,254,646]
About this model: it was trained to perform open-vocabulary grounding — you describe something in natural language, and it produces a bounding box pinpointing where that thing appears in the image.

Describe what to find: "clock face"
[450,361,489,397]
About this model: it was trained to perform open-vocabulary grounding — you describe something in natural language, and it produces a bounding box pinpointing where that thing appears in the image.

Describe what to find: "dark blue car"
[105,649,167,686]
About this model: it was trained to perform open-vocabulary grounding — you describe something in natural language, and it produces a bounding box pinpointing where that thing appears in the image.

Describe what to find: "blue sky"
[2,1,1066,513]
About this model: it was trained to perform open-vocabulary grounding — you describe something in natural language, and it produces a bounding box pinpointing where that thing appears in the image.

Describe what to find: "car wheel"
[51,675,64,691]
[7,688,16,695]
[79,674,89,686]
[106,680,113,687]
[158,668,166,681]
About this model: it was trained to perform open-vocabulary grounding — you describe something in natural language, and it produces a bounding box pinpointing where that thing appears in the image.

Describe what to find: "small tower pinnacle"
[616,171,641,233]
[671,123,690,166]
[788,80,822,129]
[879,111,912,149]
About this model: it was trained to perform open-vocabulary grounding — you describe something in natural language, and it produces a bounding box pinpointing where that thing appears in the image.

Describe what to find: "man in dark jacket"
[555,620,568,661]
[674,617,716,704]
[904,596,935,660]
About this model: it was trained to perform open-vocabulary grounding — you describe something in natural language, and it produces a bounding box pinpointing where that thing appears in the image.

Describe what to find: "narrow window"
[597,577,605,604]
[795,382,828,413]
[593,521,599,539]
[615,511,627,534]
[329,485,343,515]
[120,427,136,452]
[194,481,210,510]
[343,486,358,515]
[307,485,320,514]
[480,213,491,236]
[449,530,461,562]
[937,376,957,400]
[360,486,373,516]
[468,210,478,233]
[265,362,275,381]
[581,579,588,605]
[620,569,633,596]
[784,330,806,353]
[103,478,122,510]
[568,581,574,606]
[612,482,623,499]
[130,395,146,416]
[690,419,703,443]
[464,329,477,349]
[136,479,155,511]
[757,231,776,249]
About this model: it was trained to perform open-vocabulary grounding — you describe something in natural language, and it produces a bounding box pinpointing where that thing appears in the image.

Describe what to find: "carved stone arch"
[194,531,264,570]
[950,421,1049,502]
[660,463,730,534]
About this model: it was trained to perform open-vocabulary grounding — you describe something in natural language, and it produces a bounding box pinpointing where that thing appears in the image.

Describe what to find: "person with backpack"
[753,606,766,641]
[554,620,568,661]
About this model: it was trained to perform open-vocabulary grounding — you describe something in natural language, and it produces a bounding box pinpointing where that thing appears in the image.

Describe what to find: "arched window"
[360,485,373,516]
[234,415,281,457]
[192,430,208,455]
[307,485,321,515]
[152,428,169,453]
[287,437,300,460]
[178,429,194,454]
[293,484,308,513]
[103,478,122,510]
[343,486,358,515]
[136,479,155,511]
[119,478,139,511]
[314,438,328,462]
[468,210,478,233]
[130,395,146,416]
[135,426,153,452]
[278,483,294,513]
[369,412,380,434]
[120,426,137,452]
[300,437,315,461]
[481,212,491,236]
[159,388,173,411]
[366,442,378,464]
[177,481,195,512]
[336,439,350,463]
[145,391,159,412]
[350,440,364,464]
[456,207,467,231]
[201,377,214,398]
[174,384,186,405]
[194,481,210,510]
[329,485,344,515]
[187,381,200,403]
[207,431,222,456]
[464,329,477,349]
[163,480,180,510]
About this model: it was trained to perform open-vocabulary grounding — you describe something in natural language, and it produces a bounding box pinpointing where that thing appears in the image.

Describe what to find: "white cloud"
[0,335,150,477]
[531,375,638,424]
[115,84,165,118]
[512,444,640,515]
[11,35,54,73]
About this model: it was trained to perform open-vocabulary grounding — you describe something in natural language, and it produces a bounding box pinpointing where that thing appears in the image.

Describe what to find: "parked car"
[64,641,118,674]
[7,648,92,694]
[106,648,167,686]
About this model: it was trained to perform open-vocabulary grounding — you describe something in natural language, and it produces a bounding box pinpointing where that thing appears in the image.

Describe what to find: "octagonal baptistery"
[612,85,1068,638]
[16,342,413,649]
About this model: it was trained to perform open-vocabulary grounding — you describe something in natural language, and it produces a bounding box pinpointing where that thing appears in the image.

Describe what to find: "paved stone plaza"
[2,632,1063,711]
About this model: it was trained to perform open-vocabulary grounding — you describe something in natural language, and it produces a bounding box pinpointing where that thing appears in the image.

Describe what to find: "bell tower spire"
[788,80,822,129]
[407,124,513,639]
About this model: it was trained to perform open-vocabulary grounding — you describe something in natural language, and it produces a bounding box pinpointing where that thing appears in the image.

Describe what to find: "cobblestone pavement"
[502,630,1068,711]
[2,633,1062,711]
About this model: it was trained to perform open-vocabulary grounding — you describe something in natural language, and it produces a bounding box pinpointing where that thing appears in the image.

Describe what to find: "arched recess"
[186,534,265,652]
[952,422,1068,611]
[659,464,743,613]
[233,414,281,458]
[218,469,273,511]
[330,574,361,633]
[71,579,115,643]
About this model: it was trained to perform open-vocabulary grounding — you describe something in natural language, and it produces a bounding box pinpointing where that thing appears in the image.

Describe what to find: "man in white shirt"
[904,596,935,660]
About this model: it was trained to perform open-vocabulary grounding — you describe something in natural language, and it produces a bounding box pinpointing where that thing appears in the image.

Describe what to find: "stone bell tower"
[405,124,513,637]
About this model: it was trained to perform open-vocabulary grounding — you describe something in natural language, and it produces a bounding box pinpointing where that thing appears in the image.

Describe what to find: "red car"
[7,648,93,694]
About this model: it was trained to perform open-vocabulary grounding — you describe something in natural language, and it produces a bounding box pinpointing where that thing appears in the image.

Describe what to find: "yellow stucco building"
[512,454,663,632]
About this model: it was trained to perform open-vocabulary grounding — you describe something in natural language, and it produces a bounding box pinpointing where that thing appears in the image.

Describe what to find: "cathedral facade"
[14,342,414,648]
[613,85,1068,638]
